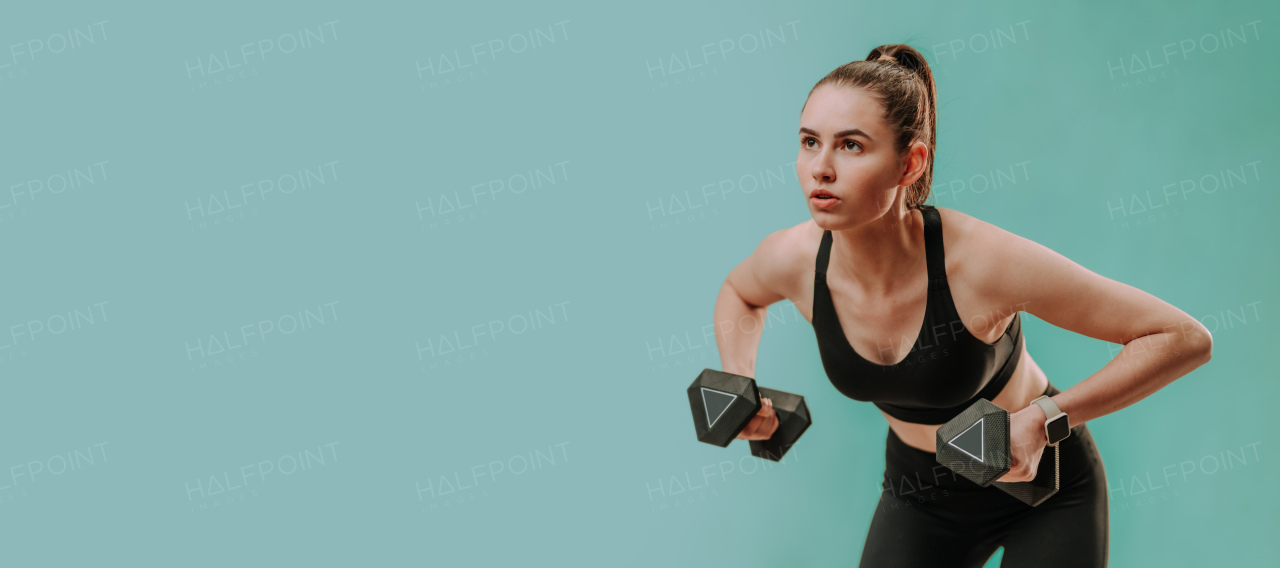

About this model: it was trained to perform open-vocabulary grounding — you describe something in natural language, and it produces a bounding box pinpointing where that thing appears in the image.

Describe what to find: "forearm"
[714,279,769,377]
[1049,329,1213,426]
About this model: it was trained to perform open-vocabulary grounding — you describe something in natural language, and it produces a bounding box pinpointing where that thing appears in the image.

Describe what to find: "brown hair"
[803,44,938,210]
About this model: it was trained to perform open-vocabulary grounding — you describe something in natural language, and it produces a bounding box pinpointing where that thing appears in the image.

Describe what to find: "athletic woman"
[712,44,1213,567]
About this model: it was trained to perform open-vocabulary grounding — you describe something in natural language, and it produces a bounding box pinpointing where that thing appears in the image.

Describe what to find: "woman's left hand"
[996,405,1049,483]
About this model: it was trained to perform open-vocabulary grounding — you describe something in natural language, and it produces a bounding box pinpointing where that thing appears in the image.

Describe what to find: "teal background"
[1,0,1276,566]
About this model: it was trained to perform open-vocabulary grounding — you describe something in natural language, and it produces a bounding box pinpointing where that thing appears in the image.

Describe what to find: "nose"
[809,149,835,183]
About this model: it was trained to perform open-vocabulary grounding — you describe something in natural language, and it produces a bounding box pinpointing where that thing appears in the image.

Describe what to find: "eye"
[801,137,862,151]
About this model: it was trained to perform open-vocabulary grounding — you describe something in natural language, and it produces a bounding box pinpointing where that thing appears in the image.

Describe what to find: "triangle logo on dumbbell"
[701,388,738,428]
[947,418,985,462]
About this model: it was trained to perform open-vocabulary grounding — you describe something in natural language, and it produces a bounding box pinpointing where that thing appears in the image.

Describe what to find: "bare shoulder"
[725,219,819,308]
[936,205,1077,316]
[935,206,1017,274]
[934,206,1213,351]
[927,207,1037,343]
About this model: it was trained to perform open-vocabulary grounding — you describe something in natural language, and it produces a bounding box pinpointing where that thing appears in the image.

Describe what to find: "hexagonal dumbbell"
[935,398,1059,507]
[687,368,811,462]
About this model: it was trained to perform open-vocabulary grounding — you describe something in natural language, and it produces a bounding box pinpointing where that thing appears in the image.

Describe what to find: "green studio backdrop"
[1,0,1276,566]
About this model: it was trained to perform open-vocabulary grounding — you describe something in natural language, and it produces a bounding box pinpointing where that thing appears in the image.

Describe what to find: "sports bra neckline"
[814,204,1014,368]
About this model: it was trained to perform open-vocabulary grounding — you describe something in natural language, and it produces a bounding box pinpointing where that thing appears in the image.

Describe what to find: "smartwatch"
[1031,395,1071,446]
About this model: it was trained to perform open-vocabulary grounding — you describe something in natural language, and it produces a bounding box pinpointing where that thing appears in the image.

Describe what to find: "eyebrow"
[799,127,873,140]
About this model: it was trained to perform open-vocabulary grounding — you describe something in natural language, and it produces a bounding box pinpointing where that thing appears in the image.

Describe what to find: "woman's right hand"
[735,397,779,440]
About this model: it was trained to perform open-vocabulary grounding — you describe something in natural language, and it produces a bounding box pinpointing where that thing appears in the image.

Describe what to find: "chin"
[811,208,880,232]
[809,211,847,231]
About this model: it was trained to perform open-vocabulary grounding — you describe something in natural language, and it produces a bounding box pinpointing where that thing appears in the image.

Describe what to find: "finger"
[1003,456,1022,482]
[747,400,770,438]
[761,400,776,438]
[759,400,773,432]
[737,410,760,440]
[999,469,1027,483]
[741,412,762,440]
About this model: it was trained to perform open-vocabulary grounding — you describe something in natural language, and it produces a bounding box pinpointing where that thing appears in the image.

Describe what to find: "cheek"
[859,156,901,188]
[841,160,892,190]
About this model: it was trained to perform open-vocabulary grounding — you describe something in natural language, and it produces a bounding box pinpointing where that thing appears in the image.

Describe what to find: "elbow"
[1169,318,1213,367]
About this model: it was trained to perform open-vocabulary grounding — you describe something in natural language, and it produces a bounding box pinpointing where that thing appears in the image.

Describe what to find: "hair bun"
[874,51,922,76]
[894,51,921,74]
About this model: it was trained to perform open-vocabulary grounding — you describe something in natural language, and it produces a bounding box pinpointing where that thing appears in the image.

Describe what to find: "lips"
[809,189,839,209]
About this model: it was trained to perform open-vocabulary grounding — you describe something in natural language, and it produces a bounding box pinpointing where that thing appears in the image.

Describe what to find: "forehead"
[800,84,889,137]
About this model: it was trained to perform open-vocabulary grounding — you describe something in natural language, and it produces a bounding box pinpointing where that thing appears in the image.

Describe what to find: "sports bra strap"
[815,230,833,276]
[920,205,947,283]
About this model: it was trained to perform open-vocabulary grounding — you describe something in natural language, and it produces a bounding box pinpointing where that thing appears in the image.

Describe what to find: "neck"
[827,206,924,297]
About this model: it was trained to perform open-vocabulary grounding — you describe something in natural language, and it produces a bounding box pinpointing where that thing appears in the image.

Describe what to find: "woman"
[712,44,1213,567]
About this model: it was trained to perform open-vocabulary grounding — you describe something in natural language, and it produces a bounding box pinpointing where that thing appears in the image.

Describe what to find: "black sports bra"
[811,204,1024,425]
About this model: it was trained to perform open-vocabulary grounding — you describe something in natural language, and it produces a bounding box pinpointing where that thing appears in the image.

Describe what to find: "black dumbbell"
[687,368,811,462]
[934,398,1059,506]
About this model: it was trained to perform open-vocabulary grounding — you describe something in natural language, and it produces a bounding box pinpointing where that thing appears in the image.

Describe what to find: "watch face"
[1045,415,1071,444]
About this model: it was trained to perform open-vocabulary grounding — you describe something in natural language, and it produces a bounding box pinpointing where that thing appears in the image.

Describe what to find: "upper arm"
[953,209,1213,356]
[724,222,809,309]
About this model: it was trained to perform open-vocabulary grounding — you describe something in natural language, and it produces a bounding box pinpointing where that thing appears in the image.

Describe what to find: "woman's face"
[797,84,916,228]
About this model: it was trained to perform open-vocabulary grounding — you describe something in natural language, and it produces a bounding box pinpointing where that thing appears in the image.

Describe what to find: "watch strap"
[1031,395,1069,445]
[1031,395,1062,421]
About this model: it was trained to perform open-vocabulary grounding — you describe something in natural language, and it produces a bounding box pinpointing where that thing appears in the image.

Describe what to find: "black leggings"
[859,383,1110,567]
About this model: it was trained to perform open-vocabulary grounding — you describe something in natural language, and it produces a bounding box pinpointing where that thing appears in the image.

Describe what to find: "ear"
[896,140,930,187]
